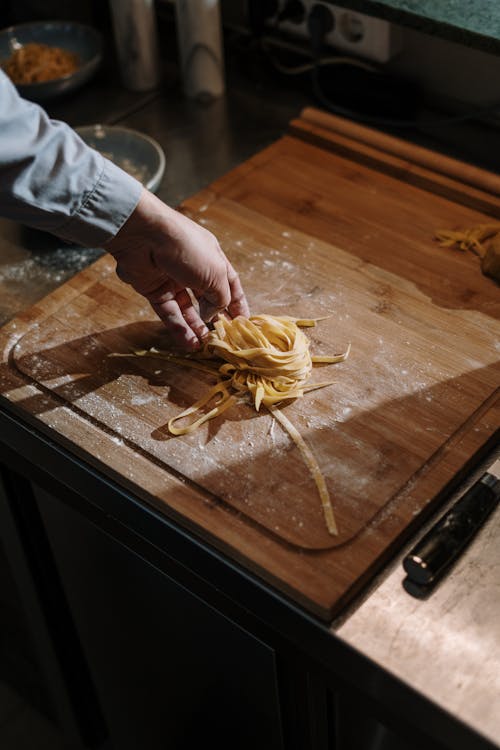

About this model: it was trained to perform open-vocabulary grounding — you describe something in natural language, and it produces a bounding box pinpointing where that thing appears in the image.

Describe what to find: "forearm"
[0,70,142,246]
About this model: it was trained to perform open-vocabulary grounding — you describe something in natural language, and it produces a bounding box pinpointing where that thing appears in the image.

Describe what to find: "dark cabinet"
[33,485,284,750]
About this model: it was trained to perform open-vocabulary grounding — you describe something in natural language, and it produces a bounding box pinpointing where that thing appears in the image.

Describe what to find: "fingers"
[111,199,250,347]
[150,291,209,351]
[198,262,231,322]
[226,259,250,318]
[199,290,229,323]
[176,290,210,341]
[199,257,249,322]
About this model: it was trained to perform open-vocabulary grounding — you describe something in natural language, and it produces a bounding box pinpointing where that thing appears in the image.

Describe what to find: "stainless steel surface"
[488,459,500,481]
[1,28,500,748]
[335,446,500,748]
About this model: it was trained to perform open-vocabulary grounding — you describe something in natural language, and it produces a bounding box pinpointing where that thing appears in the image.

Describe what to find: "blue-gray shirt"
[0,69,143,246]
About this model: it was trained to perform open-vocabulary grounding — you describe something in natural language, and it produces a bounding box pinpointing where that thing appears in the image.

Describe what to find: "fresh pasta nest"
[115,314,350,536]
[204,314,315,410]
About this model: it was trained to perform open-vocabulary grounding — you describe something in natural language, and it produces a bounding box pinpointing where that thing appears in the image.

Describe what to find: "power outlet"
[267,1,402,63]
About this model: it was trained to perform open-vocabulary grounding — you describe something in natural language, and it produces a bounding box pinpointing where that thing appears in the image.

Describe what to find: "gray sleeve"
[0,70,143,246]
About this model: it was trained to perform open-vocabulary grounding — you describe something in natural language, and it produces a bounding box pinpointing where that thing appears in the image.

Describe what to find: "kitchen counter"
[1,33,500,750]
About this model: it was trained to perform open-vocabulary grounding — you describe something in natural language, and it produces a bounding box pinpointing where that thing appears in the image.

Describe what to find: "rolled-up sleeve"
[0,70,143,246]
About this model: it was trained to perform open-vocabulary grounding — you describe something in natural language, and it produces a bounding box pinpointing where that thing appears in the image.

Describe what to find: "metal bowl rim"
[75,124,167,192]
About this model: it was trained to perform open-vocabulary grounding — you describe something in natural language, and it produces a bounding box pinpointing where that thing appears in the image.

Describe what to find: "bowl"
[75,124,166,193]
[0,20,102,101]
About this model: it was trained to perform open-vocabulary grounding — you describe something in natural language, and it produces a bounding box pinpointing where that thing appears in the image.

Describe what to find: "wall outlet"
[267,1,402,63]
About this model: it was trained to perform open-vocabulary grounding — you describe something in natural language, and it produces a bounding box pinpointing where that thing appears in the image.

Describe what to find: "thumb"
[199,281,230,322]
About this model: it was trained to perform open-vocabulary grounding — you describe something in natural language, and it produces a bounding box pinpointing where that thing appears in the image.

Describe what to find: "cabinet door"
[34,486,284,750]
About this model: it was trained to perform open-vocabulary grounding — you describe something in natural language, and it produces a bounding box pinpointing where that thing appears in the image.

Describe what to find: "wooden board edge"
[289,113,500,217]
[297,107,500,198]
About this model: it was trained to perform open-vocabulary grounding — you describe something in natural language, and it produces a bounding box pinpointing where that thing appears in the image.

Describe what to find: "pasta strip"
[435,223,500,257]
[268,404,338,536]
[434,224,500,282]
[168,383,237,435]
[312,343,352,364]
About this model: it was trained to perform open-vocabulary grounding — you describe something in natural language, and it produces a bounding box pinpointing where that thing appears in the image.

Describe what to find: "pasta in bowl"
[0,21,102,101]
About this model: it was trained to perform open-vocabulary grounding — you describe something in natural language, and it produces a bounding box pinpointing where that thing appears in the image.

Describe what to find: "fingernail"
[199,299,220,322]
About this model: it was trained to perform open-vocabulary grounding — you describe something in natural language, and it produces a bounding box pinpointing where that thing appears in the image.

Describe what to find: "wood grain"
[1,110,499,620]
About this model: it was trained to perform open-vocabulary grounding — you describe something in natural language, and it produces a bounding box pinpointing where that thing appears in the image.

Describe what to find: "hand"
[105,189,249,350]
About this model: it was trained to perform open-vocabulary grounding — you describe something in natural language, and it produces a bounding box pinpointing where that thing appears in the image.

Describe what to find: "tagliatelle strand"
[435,223,500,257]
[167,383,238,435]
[267,404,338,536]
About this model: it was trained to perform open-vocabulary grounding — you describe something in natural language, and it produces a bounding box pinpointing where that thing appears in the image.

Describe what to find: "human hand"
[105,189,249,350]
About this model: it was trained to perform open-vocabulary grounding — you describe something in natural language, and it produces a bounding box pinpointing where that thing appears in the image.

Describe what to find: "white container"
[175,0,225,100]
[109,0,161,91]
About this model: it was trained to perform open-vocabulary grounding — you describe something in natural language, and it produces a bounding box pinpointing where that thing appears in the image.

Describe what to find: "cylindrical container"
[175,0,225,100]
[109,0,161,91]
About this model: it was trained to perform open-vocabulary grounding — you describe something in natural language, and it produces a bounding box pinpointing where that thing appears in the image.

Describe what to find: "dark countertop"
[332,0,500,54]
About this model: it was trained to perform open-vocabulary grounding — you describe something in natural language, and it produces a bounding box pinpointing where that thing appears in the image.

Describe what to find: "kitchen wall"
[220,0,500,118]
[388,23,500,114]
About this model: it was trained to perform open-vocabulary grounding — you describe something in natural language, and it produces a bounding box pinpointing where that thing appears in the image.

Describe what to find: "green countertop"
[333,1,500,54]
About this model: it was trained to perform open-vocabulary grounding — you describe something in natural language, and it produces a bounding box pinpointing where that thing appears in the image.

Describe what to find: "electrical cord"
[304,3,500,129]
[261,38,378,75]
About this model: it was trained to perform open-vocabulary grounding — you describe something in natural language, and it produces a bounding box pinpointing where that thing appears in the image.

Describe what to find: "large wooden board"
[1,110,499,619]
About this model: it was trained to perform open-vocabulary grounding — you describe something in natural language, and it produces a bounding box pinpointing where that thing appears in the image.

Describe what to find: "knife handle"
[403,473,500,586]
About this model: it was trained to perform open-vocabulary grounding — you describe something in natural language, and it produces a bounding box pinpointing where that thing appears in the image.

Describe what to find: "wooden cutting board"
[1,109,499,619]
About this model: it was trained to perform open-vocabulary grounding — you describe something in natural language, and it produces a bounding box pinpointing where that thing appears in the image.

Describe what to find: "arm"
[0,70,142,245]
[0,71,249,348]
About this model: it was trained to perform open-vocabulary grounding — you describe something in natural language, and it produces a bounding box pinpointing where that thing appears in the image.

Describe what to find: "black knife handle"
[403,473,500,586]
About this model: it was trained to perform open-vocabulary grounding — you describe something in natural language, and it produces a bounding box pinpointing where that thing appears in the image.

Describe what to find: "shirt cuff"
[54,156,143,247]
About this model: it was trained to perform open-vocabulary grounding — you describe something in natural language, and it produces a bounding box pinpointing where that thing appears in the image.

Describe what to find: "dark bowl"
[0,20,102,101]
